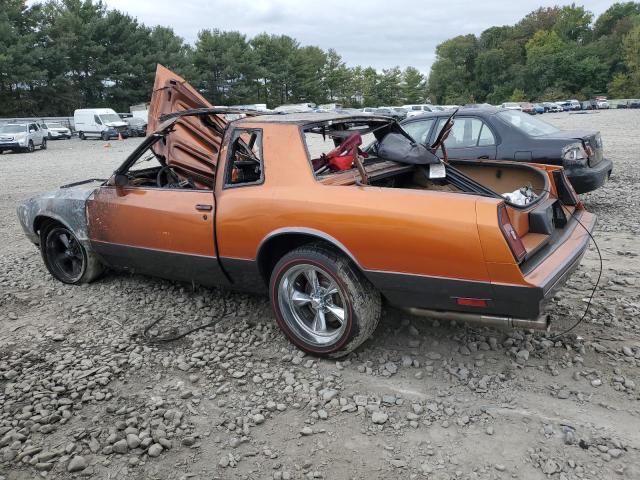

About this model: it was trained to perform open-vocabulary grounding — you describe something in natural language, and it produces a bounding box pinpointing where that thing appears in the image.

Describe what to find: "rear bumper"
[368,210,596,320]
[566,158,612,193]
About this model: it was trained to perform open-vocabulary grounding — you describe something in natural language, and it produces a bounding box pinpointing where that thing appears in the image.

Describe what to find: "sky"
[41,0,618,73]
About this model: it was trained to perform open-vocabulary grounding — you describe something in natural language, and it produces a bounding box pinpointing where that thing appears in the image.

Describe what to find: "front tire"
[101,131,109,141]
[270,245,381,358]
[26,140,35,153]
[40,223,103,285]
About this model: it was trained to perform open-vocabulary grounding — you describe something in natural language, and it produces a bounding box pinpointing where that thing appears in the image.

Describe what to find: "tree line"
[0,0,428,116]
[428,2,640,104]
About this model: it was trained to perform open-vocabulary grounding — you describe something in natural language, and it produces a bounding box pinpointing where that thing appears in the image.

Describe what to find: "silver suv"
[0,122,46,154]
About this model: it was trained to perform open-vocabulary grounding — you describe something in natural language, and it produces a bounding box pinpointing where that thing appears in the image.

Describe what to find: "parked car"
[542,102,563,113]
[0,122,47,153]
[532,104,545,114]
[566,100,581,111]
[519,103,537,115]
[372,107,405,121]
[17,65,596,357]
[556,101,572,111]
[596,100,609,109]
[73,108,129,140]
[401,107,613,193]
[629,100,640,109]
[581,101,594,110]
[500,102,522,111]
[403,104,435,118]
[44,122,72,139]
[389,107,409,120]
[124,117,147,137]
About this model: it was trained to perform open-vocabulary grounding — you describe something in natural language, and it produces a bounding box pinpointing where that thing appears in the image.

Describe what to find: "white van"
[73,108,129,140]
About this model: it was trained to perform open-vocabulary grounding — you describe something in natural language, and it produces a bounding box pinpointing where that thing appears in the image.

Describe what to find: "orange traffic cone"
[117,132,123,141]
[103,143,111,148]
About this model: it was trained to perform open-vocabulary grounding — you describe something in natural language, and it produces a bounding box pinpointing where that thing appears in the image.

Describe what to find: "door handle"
[195,204,212,211]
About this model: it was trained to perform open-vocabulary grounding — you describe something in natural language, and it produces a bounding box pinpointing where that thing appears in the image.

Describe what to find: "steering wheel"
[156,166,180,187]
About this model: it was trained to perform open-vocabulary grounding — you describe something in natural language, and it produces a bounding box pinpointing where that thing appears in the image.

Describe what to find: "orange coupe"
[18,66,595,357]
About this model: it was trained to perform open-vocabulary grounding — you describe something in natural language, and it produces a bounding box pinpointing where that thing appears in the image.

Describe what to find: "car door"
[432,116,497,160]
[86,65,229,287]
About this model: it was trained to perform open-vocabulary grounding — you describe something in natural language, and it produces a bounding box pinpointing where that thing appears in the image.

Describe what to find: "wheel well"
[33,216,63,237]
[257,233,359,284]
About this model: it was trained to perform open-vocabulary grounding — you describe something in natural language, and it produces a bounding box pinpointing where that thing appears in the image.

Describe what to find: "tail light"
[498,204,526,262]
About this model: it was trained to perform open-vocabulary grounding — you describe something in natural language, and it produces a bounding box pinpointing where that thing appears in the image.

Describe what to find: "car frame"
[17,66,596,358]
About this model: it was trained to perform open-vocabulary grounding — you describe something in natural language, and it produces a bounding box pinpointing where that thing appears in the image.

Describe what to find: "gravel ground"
[1,110,639,480]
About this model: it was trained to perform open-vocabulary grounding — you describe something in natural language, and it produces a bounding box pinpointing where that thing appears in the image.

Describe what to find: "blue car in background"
[533,104,545,114]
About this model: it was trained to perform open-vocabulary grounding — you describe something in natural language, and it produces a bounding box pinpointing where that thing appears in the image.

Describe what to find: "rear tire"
[26,140,35,153]
[78,132,85,140]
[269,244,381,358]
[40,223,103,285]
[41,138,47,150]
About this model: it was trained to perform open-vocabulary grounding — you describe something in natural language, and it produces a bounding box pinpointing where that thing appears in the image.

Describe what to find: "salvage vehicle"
[0,122,46,153]
[18,66,596,357]
[401,107,612,193]
[124,116,148,137]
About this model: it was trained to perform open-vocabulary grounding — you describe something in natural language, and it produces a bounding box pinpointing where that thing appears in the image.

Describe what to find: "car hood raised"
[147,64,227,181]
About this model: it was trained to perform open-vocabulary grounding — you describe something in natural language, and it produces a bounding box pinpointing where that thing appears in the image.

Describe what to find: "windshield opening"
[0,124,27,134]
[46,123,63,128]
[496,110,559,137]
[99,114,122,124]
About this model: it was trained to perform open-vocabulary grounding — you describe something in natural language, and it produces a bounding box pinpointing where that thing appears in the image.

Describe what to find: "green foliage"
[0,1,432,115]
[428,2,640,103]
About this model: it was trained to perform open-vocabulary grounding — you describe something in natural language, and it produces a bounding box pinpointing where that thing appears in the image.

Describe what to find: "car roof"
[401,106,503,121]
[239,111,394,125]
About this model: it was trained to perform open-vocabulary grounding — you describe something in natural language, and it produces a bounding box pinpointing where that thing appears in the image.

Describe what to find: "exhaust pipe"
[403,308,551,332]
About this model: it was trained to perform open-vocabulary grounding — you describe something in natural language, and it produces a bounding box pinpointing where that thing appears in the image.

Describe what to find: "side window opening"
[94,115,102,125]
[402,119,435,144]
[225,129,263,187]
[478,123,496,146]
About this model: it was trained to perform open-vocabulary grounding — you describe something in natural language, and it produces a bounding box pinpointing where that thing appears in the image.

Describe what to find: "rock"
[147,443,163,457]
[300,427,313,436]
[516,350,530,362]
[371,412,388,425]
[67,455,88,472]
[622,346,634,357]
[253,413,265,425]
[609,448,623,458]
[557,389,571,399]
[591,378,602,387]
[126,434,140,449]
[112,439,128,454]
[486,426,494,435]
[495,464,506,472]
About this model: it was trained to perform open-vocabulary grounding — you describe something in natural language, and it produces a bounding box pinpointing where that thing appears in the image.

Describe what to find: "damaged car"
[18,65,596,357]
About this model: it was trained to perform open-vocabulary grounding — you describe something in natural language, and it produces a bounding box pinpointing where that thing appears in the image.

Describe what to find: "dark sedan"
[124,117,147,137]
[400,107,613,193]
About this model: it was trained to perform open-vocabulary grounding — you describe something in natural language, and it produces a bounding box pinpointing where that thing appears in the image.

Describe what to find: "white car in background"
[500,102,522,111]
[596,100,609,109]
[403,104,435,118]
[44,122,72,139]
[0,122,46,153]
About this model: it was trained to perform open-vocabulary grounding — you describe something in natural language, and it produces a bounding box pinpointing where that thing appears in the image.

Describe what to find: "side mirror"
[113,173,129,187]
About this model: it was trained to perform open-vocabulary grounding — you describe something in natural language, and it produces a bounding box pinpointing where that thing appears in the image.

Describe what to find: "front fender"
[17,187,96,247]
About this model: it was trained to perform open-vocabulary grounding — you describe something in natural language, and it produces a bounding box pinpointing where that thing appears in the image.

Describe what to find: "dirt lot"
[1,110,639,480]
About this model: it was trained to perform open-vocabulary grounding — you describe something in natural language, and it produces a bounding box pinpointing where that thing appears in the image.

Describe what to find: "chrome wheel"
[44,227,85,283]
[278,264,348,346]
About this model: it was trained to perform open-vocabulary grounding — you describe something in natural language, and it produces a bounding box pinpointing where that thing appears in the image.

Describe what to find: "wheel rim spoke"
[325,303,345,324]
[304,268,320,292]
[324,280,339,297]
[311,309,327,333]
[59,233,70,248]
[291,289,311,306]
